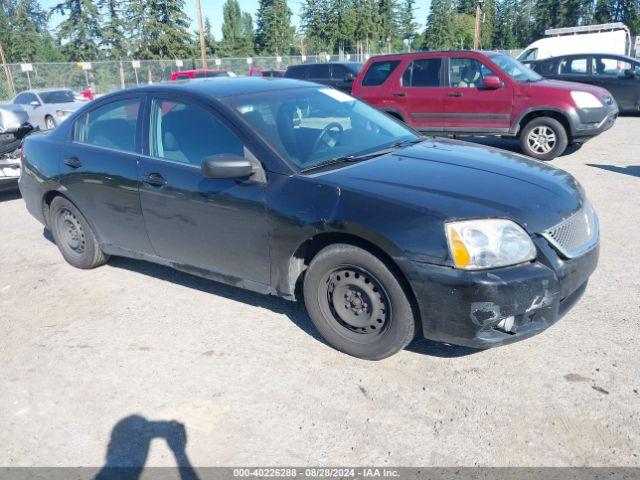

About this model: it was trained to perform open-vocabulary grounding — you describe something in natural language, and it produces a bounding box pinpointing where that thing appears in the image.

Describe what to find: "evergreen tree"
[52,0,103,59]
[125,0,192,59]
[398,0,418,48]
[353,0,379,54]
[479,0,495,49]
[99,0,127,59]
[377,0,398,51]
[255,0,294,55]
[332,0,357,53]
[220,0,255,56]
[422,0,456,50]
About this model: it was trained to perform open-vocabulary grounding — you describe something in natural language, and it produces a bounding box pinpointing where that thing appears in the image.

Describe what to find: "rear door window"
[403,58,443,87]
[559,57,589,75]
[75,98,140,153]
[362,60,400,86]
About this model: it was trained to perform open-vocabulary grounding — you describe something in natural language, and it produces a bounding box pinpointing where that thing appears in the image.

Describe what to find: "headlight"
[570,91,603,109]
[446,219,536,270]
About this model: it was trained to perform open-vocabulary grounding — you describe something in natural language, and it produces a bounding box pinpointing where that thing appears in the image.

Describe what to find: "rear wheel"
[49,196,109,269]
[520,117,568,161]
[303,244,416,360]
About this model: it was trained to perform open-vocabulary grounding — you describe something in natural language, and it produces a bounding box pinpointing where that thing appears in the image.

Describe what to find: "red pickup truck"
[352,50,618,160]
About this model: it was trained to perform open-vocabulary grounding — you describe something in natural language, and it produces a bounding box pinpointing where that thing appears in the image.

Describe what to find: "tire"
[303,244,416,360]
[519,117,568,161]
[45,116,56,130]
[49,196,109,269]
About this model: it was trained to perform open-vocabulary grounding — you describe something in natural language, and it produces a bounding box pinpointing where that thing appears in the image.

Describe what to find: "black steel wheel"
[49,196,109,269]
[304,244,416,360]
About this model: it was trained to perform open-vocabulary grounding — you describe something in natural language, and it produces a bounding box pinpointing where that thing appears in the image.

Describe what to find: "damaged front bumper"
[404,237,599,349]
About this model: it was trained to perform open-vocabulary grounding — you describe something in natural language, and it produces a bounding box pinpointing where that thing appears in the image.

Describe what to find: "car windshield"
[226,87,418,171]
[39,90,76,104]
[490,54,543,82]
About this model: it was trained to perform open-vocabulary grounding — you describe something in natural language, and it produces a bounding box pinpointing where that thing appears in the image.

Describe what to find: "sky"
[42,0,430,40]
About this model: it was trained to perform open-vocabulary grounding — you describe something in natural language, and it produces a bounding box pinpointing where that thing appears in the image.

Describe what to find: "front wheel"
[45,116,56,130]
[303,244,416,360]
[520,117,568,161]
[49,196,109,269]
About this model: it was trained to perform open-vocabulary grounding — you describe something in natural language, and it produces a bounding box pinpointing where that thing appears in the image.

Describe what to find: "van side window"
[403,59,442,87]
[362,60,401,86]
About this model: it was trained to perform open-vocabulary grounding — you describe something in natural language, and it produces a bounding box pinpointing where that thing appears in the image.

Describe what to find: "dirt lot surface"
[1,117,639,468]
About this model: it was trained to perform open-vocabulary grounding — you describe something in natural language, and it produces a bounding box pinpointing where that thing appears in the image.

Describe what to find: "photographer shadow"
[95,415,199,480]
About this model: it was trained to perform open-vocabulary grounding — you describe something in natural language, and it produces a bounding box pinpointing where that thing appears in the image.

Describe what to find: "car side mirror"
[202,154,253,179]
[30,100,40,108]
[483,75,501,90]
[623,69,637,79]
[344,72,355,82]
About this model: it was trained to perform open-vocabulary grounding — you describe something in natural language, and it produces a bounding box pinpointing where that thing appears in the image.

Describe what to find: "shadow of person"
[95,415,200,480]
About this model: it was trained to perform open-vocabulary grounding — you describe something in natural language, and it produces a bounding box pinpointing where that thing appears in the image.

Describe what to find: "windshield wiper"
[300,138,425,173]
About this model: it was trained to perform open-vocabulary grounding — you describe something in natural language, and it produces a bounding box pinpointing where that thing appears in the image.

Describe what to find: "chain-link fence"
[0,50,523,101]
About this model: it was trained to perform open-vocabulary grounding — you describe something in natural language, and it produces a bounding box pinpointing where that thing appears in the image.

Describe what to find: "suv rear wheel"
[303,244,416,360]
[520,117,568,161]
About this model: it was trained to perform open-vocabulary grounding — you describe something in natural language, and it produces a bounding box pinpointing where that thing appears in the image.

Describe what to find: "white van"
[518,23,632,62]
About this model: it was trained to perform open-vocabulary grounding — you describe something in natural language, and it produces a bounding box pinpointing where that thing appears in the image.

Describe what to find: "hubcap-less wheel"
[527,125,556,154]
[320,267,390,343]
[57,208,86,255]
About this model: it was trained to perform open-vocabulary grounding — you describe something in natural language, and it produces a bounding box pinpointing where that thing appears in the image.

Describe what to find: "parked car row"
[7,49,629,163]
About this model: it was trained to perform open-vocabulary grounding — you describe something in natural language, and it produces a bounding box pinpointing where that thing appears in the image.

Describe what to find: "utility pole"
[196,0,208,69]
[473,0,485,50]
[0,39,15,97]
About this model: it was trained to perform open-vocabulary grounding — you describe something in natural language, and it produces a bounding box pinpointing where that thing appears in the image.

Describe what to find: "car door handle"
[392,92,406,97]
[142,173,167,188]
[63,156,82,169]
[447,92,463,97]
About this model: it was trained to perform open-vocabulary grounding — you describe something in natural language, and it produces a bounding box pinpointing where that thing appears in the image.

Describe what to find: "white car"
[12,88,87,130]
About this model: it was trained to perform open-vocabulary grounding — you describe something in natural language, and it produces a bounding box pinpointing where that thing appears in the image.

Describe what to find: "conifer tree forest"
[0,0,638,63]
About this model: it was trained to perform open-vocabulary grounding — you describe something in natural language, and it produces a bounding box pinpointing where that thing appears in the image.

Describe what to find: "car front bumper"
[570,102,618,140]
[403,237,599,349]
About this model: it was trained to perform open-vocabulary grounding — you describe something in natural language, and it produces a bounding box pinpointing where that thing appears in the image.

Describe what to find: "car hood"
[313,138,584,234]
[527,79,610,97]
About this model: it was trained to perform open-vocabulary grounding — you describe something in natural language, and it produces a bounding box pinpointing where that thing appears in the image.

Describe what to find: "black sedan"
[19,78,599,360]
[527,54,640,112]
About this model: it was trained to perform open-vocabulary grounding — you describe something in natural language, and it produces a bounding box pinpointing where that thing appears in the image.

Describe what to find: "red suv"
[352,51,619,160]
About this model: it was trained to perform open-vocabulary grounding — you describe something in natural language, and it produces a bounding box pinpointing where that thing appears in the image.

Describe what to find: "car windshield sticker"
[319,88,354,103]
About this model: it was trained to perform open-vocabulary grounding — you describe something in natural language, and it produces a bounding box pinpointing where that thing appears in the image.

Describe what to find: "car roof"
[99,77,318,100]
[544,53,639,62]
[175,69,229,73]
[366,50,493,60]
[21,88,73,94]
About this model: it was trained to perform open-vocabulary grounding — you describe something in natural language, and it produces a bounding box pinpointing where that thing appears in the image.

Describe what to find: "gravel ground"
[0,117,638,468]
